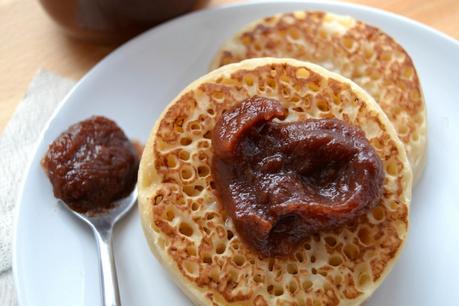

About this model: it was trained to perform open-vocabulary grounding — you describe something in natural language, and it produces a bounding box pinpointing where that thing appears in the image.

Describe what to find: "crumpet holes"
[313,299,322,306]
[179,222,193,237]
[180,166,194,180]
[307,82,320,92]
[280,74,290,83]
[258,82,266,92]
[165,210,175,221]
[342,37,354,49]
[241,34,252,45]
[386,160,399,176]
[316,99,330,112]
[153,194,163,206]
[203,131,212,139]
[358,227,372,245]
[287,263,298,274]
[157,237,166,249]
[324,236,337,247]
[180,137,192,146]
[191,202,199,211]
[186,245,196,256]
[329,255,343,266]
[389,201,399,211]
[343,244,359,260]
[227,230,234,240]
[403,67,414,79]
[212,91,224,101]
[358,272,371,288]
[198,152,208,161]
[282,87,291,97]
[372,206,385,221]
[209,181,216,190]
[380,51,392,62]
[197,165,210,177]
[209,270,219,282]
[267,78,276,90]
[293,106,304,113]
[189,122,200,131]
[174,117,185,132]
[254,274,263,283]
[198,140,209,149]
[183,185,204,197]
[178,150,190,161]
[243,75,254,86]
[398,125,408,135]
[273,285,284,296]
[267,285,274,295]
[183,260,198,277]
[296,67,310,79]
[268,258,275,271]
[202,253,212,264]
[288,280,298,294]
[302,280,313,291]
[233,255,245,267]
[335,275,342,283]
[295,252,304,262]
[166,154,177,168]
[226,272,239,288]
[216,242,226,254]
[287,27,301,40]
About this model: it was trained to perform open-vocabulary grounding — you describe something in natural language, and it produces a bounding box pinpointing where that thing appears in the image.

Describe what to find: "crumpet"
[139,58,411,305]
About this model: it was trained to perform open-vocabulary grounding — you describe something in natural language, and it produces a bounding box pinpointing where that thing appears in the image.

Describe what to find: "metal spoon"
[59,187,138,306]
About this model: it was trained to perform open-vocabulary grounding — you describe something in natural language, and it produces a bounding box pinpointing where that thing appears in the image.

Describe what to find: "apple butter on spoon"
[42,116,140,306]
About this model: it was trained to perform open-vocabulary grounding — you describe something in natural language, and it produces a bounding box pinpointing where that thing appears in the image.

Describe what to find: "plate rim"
[12,0,459,305]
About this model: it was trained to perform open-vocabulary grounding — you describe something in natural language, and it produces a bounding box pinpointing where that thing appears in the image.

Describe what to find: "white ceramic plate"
[13,1,459,305]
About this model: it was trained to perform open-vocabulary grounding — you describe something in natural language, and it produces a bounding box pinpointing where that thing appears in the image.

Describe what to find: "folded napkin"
[0,70,76,305]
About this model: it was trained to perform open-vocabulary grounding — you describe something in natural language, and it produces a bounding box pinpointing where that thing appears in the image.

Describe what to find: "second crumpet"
[211,11,426,183]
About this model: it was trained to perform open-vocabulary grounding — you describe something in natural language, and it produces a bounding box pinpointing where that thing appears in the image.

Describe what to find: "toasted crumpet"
[211,11,426,183]
[139,58,412,306]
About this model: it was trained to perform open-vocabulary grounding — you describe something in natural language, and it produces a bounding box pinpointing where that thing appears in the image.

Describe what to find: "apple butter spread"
[42,116,139,214]
[211,96,384,257]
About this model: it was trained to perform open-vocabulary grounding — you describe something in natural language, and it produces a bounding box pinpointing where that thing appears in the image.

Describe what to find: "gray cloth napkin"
[0,70,76,305]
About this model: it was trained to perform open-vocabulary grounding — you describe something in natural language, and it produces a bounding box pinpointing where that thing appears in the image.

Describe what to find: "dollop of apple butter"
[211,96,384,257]
[42,116,139,214]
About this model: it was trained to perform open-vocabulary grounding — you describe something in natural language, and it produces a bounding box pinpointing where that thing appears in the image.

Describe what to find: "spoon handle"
[93,227,121,306]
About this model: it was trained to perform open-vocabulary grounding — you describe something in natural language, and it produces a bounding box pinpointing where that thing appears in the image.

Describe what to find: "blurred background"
[0,0,457,132]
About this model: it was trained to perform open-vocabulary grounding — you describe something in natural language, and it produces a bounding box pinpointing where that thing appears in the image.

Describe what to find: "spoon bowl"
[59,186,138,306]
